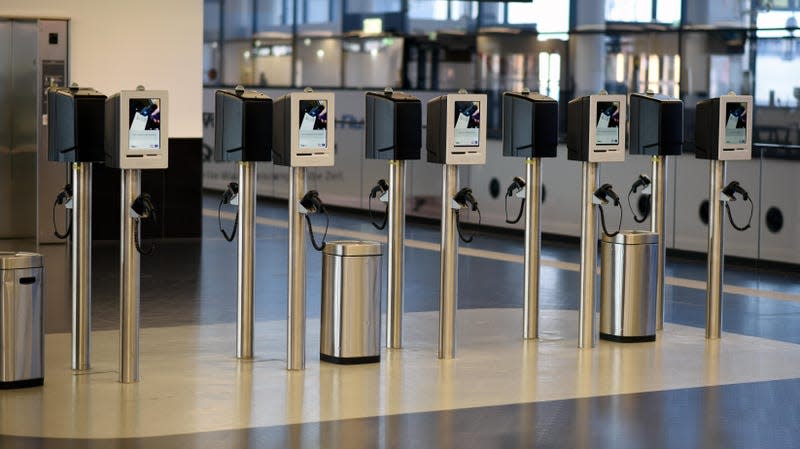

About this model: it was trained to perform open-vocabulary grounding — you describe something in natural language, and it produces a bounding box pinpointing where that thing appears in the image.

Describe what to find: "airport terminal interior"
[1,0,800,448]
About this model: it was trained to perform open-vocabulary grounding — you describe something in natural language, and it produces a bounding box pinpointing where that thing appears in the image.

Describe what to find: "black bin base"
[320,353,380,365]
[0,378,44,390]
[600,333,656,343]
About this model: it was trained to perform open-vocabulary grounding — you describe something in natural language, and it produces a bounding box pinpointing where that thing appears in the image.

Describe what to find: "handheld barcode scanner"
[500,88,559,342]
[273,88,335,371]
[105,85,169,383]
[46,83,106,372]
[694,92,754,340]
[426,89,487,360]
[567,90,627,349]
[214,85,273,360]
[364,88,422,350]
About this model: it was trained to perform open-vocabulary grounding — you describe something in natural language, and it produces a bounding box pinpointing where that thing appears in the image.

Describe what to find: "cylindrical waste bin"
[599,231,658,342]
[320,241,382,364]
[0,252,44,389]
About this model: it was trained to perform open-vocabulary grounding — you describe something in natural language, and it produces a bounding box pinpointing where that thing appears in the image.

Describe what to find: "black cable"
[725,196,754,231]
[305,211,329,251]
[504,194,526,224]
[597,203,622,238]
[456,207,481,243]
[368,193,388,230]
[52,198,72,239]
[218,197,238,242]
[134,218,155,256]
[627,189,648,223]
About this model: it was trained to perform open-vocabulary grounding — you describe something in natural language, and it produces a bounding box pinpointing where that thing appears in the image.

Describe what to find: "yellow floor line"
[205,208,800,303]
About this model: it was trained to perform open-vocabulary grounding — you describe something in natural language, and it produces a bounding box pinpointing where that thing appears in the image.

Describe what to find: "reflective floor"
[1,196,799,448]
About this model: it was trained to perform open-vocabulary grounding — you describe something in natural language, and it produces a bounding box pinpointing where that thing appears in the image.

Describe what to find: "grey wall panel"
[0,20,13,238]
[8,19,37,239]
[759,159,800,264]
[539,150,581,237]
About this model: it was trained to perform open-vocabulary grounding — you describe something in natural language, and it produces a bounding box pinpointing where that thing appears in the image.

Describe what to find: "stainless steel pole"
[706,160,726,339]
[71,162,92,371]
[651,156,667,330]
[120,169,141,383]
[523,157,541,340]
[387,160,405,349]
[438,164,459,359]
[578,162,598,349]
[287,166,306,370]
[237,161,256,359]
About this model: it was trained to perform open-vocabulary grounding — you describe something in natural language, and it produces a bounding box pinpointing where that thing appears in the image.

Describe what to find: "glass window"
[256,0,293,29]
[478,3,504,26]
[656,0,681,24]
[204,0,221,41]
[345,0,401,14]
[223,0,254,40]
[606,0,651,22]
[508,0,570,33]
[450,1,477,21]
[307,0,331,23]
[409,0,448,20]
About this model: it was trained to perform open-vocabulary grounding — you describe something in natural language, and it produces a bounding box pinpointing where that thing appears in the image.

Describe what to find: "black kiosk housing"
[629,92,683,156]
[365,91,421,160]
[47,86,106,163]
[502,92,558,158]
[693,94,752,161]
[214,89,273,162]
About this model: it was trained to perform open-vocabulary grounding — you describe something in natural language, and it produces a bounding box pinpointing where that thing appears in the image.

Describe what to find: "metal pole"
[578,162,598,349]
[120,169,141,383]
[71,162,92,371]
[706,160,726,339]
[237,161,256,359]
[386,160,406,349]
[523,157,541,340]
[287,166,306,370]
[438,164,459,359]
[651,156,667,330]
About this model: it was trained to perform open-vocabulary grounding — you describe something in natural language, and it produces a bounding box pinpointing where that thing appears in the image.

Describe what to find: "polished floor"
[1,196,799,448]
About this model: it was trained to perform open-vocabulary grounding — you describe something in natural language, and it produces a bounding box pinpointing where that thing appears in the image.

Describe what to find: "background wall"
[0,0,203,138]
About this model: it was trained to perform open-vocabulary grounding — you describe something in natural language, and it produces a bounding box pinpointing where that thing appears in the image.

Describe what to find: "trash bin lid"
[601,230,658,245]
[0,252,43,270]
[323,240,382,257]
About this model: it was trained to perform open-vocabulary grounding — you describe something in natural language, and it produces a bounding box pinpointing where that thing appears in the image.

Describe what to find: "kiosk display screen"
[724,102,747,144]
[595,101,620,145]
[453,101,480,147]
[129,98,161,150]
[298,99,328,148]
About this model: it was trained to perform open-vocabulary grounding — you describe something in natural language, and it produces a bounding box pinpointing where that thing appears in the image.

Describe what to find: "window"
[508,0,569,33]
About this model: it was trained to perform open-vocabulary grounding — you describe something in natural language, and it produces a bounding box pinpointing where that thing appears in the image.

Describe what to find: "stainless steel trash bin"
[599,231,658,342]
[320,241,382,364]
[0,252,44,389]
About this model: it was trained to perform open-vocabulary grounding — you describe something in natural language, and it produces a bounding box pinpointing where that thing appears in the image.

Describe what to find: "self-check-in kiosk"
[629,91,684,331]
[364,88,422,350]
[105,86,168,382]
[501,89,558,341]
[426,89,487,359]
[273,88,335,370]
[694,93,754,339]
[47,84,105,372]
[214,86,272,359]
[567,91,627,349]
